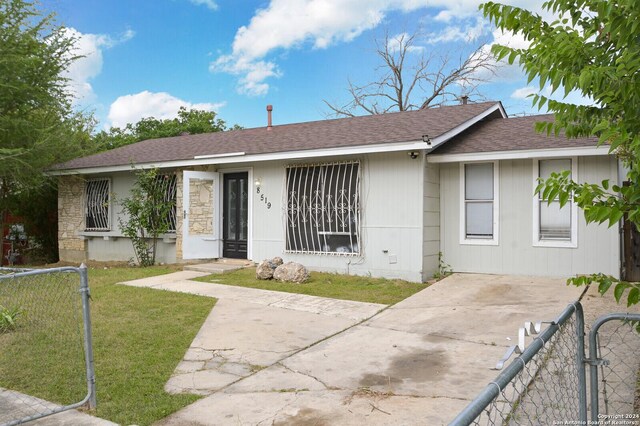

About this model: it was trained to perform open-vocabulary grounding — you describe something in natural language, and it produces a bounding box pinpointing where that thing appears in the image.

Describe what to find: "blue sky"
[40,0,582,130]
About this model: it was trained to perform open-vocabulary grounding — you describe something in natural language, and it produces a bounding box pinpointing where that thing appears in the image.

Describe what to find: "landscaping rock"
[273,262,309,283]
[256,261,275,280]
[255,257,285,280]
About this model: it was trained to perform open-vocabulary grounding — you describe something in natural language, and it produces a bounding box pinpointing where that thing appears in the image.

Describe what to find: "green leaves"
[482,0,640,308]
[93,106,237,152]
[568,274,640,307]
[0,305,23,333]
[118,168,176,267]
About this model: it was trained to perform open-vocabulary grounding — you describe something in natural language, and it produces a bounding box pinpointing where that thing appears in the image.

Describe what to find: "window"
[460,162,499,245]
[285,162,360,255]
[85,178,110,231]
[533,158,577,247]
[153,174,177,232]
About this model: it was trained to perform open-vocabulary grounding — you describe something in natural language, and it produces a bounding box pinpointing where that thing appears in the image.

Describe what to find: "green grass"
[0,266,216,426]
[195,267,428,305]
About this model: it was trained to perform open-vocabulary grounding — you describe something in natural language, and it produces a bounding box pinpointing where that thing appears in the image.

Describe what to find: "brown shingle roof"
[431,114,598,155]
[53,102,500,170]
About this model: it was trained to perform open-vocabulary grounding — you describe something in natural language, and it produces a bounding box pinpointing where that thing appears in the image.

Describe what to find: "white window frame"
[84,178,111,231]
[459,161,499,246]
[532,157,578,248]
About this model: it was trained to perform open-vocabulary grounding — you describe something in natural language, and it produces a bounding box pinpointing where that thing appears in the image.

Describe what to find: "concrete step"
[184,262,251,274]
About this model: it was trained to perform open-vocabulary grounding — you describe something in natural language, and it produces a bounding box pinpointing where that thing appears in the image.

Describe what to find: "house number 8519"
[256,187,271,209]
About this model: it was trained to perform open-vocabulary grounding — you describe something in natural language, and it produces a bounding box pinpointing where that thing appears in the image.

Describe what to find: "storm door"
[182,171,220,259]
[223,172,248,258]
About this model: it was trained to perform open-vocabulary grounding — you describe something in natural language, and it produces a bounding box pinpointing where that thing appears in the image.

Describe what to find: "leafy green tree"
[482,0,640,306]
[0,0,96,261]
[118,168,175,267]
[94,107,237,151]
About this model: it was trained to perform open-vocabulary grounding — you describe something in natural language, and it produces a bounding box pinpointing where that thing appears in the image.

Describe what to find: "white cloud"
[511,86,537,99]
[212,0,556,95]
[426,16,490,44]
[386,32,423,54]
[467,28,530,83]
[188,0,218,11]
[212,0,445,96]
[107,91,226,128]
[64,28,135,104]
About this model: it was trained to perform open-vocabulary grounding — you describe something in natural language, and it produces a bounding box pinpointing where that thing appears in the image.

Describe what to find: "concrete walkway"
[0,388,116,426]
[123,272,588,425]
[120,271,386,396]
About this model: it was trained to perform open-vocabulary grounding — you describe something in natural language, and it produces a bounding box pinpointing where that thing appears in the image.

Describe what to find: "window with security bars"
[153,174,177,232]
[285,162,360,255]
[538,159,572,240]
[85,179,110,231]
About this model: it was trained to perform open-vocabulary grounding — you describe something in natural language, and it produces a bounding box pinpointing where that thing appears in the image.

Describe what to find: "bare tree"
[324,31,498,117]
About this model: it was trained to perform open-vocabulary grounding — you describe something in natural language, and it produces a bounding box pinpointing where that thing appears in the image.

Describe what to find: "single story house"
[51,101,621,282]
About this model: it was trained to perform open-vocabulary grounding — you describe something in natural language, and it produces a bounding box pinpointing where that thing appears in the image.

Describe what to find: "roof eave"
[48,139,432,175]
[427,145,610,163]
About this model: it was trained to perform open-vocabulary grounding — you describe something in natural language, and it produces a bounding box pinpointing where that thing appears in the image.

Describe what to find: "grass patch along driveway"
[195,267,428,305]
[0,266,215,426]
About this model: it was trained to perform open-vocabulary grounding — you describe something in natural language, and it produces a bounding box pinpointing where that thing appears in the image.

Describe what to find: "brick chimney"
[460,95,469,105]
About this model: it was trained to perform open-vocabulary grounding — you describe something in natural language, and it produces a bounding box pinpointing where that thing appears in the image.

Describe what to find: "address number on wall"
[256,186,271,209]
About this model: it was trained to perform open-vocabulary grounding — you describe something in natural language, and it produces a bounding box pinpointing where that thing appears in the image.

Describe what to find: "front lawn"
[195,267,428,305]
[0,266,215,426]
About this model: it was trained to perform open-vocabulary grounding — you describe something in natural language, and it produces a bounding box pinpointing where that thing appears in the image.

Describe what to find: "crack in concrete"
[254,392,301,426]
[276,362,337,391]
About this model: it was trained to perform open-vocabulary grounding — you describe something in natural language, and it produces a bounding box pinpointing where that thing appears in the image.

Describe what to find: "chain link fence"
[0,266,95,426]
[451,302,640,425]
[588,314,640,422]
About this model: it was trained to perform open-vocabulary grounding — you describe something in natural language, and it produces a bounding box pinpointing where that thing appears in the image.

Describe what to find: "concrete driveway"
[141,273,584,425]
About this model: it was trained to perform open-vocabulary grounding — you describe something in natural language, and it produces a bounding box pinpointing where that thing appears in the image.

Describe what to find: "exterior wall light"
[254,178,262,187]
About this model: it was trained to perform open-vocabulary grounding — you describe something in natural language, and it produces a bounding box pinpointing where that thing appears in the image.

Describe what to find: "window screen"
[538,159,572,240]
[85,179,110,231]
[464,163,494,239]
[285,162,360,254]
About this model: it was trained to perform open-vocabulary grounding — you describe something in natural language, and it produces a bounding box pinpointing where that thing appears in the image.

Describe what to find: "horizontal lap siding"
[423,162,440,280]
[440,157,619,278]
[248,152,425,282]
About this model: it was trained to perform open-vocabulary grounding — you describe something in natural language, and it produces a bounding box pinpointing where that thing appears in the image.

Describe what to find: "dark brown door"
[223,172,248,259]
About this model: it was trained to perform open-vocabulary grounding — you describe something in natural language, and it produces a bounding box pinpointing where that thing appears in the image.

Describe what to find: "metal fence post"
[574,302,588,423]
[79,263,97,410]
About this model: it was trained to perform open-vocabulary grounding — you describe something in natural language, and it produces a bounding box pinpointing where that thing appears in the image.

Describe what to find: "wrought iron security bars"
[85,178,110,231]
[285,162,361,255]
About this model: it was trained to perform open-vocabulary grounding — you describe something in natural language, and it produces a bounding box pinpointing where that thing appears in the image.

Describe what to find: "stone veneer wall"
[58,175,87,262]
[188,179,214,235]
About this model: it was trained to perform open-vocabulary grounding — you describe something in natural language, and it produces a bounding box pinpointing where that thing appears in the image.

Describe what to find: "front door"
[182,171,220,259]
[223,172,248,259]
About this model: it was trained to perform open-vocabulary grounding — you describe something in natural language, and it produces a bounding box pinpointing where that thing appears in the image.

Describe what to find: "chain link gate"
[0,265,96,426]
[450,301,640,425]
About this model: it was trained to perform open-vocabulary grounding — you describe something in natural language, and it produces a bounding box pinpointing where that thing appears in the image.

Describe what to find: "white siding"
[221,152,425,282]
[423,161,440,280]
[440,157,620,278]
[84,171,177,264]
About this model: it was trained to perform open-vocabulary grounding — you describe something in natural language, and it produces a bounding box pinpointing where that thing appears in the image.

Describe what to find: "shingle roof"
[53,102,501,170]
[431,114,598,155]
